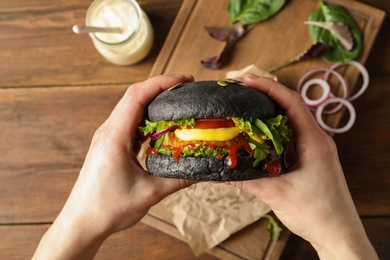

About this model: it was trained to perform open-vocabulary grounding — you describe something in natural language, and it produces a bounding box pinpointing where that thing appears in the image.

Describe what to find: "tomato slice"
[194,118,235,129]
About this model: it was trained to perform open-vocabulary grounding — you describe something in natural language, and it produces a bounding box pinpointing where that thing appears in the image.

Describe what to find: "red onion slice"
[326,61,369,102]
[297,68,347,98]
[297,61,369,134]
[315,97,356,134]
[301,78,331,108]
[297,68,348,114]
[150,126,177,140]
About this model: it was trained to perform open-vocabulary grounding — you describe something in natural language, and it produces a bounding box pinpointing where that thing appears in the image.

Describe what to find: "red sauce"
[224,142,255,169]
[172,147,183,163]
[207,144,216,150]
[241,142,255,156]
[146,148,158,154]
[151,140,255,170]
[226,143,240,168]
[264,159,282,176]
[172,144,197,163]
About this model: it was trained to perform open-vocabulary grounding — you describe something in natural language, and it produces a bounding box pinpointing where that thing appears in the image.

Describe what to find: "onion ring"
[297,61,369,134]
[297,68,348,99]
[315,97,356,134]
[325,61,369,102]
[297,68,348,114]
[300,78,331,108]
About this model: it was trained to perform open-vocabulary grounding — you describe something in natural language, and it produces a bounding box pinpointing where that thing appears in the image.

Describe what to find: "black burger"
[139,80,293,181]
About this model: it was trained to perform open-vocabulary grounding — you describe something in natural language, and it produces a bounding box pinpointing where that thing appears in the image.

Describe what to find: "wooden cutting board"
[149,0,385,132]
[142,0,385,259]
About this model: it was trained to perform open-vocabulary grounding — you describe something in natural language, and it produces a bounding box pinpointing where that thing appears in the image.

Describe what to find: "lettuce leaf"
[139,118,195,136]
[233,115,290,155]
[256,115,291,155]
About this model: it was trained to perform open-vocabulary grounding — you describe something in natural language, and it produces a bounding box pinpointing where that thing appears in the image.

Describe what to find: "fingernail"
[183,74,195,81]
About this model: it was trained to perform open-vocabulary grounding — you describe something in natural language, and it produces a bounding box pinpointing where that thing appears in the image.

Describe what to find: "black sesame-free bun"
[147,80,279,121]
[144,80,289,181]
[146,153,286,181]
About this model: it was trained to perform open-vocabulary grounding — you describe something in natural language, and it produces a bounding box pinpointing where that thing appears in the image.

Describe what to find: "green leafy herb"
[261,214,282,241]
[154,134,164,149]
[304,21,353,51]
[227,0,286,25]
[231,117,267,141]
[268,1,361,72]
[308,1,361,63]
[139,118,195,136]
[143,116,291,166]
[249,141,270,167]
[253,115,290,155]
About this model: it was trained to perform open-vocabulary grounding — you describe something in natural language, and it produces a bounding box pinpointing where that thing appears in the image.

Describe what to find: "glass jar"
[86,0,154,66]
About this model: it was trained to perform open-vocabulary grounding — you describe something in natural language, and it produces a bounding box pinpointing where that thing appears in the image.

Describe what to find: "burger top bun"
[147,80,279,121]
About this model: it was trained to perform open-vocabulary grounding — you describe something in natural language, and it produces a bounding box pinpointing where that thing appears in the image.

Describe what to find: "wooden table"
[0,0,389,259]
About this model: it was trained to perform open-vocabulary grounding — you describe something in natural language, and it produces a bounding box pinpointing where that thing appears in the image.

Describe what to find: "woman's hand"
[33,74,196,260]
[228,74,377,259]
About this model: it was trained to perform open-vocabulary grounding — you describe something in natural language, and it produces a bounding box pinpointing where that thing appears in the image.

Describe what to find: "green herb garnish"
[308,1,361,63]
[261,214,282,241]
[227,0,286,25]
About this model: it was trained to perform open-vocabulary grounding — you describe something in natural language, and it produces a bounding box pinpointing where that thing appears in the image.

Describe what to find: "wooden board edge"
[142,0,386,255]
[141,213,290,260]
[141,214,240,259]
[141,213,185,241]
[148,0,386,136]
[149,0,197,78]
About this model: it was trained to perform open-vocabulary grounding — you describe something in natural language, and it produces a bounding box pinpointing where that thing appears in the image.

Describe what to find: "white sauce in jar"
[87,0,153,65]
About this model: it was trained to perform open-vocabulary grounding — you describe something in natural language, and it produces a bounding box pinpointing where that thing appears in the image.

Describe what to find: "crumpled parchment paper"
[162,182,270,256]
[225,64,278,81]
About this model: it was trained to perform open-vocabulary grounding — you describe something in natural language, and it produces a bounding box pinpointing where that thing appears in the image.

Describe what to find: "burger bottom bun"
[145,154,286,181]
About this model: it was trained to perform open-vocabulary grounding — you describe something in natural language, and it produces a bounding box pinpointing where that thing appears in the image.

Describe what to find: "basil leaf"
[308,1,361,63]
[227,0,286,25]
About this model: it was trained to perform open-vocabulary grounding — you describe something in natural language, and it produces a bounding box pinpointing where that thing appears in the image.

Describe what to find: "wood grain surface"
[149,0,385,132]
[0,0,389,259]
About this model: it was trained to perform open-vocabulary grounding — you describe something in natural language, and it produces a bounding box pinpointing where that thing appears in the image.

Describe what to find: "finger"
[106,74,194,143]
[243,74,323,139]
[138,174,197,207]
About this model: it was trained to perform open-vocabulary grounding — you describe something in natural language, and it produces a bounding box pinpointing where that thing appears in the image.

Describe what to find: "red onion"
[297,61,369,134]
[297,67,348,114]
[325,61,369,102]
[315,97,356,133]
[297,68,348,99]
[150,126,177,140]
[300,78,331,108]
